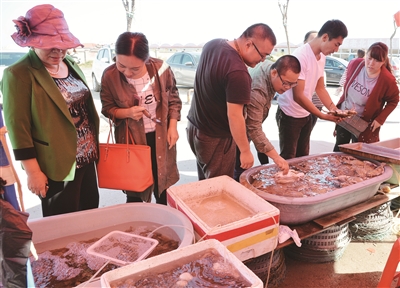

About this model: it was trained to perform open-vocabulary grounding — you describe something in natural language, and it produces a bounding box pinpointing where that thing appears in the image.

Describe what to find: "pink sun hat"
[11,4,83,50]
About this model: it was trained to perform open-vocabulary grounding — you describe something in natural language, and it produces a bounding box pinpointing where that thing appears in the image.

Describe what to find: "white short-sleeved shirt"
[278,43,326,118]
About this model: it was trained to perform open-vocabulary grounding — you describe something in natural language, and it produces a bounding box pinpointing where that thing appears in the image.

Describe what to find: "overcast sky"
[1,0,399,49]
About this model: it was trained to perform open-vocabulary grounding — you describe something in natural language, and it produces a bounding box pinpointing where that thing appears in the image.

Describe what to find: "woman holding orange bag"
[100,32,182,205]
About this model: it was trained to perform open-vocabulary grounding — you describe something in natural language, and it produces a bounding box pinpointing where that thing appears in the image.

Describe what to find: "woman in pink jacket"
[333,42,399,151]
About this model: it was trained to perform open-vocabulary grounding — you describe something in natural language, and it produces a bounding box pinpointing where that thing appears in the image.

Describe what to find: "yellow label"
[226,227,279,252]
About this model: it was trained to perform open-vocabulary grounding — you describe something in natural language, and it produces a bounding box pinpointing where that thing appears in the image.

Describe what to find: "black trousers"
[126,132,167,205]
[41,162,99,217]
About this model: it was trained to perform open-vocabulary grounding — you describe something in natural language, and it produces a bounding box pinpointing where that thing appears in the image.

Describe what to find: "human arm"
[165,63,182,149]
[227,103,254,169]
[100,78,146,121]
[21,159,48,197]
[99,69,147,121]
[167,119,179,149]
[1,65,49,196]
[293,78,341,123]
[265,149,289,174]
[246,88,288,173]
[369,75,400,131]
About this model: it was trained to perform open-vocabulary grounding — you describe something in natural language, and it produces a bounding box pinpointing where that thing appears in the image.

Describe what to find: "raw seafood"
[110,249,251,287]
[326,108,357,118]
[250,154,385,198]
[274,169,304,184]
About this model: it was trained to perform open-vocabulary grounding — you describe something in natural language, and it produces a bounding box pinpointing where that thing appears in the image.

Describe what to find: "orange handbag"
[96,119,153,192]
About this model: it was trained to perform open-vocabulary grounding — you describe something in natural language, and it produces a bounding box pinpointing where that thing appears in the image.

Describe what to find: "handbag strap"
[125,119,136,145]
[106,117,115,144]
[107,114,137,145]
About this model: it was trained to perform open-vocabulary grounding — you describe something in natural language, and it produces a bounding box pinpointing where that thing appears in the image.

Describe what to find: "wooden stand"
[277,186,400,249]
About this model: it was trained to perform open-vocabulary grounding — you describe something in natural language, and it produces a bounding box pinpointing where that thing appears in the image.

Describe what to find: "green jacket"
[0,49,99,181]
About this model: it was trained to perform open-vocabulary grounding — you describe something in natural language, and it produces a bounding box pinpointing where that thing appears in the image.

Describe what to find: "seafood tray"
[339,138,400,165]
[240,152,393,225]
[100,239,263,288]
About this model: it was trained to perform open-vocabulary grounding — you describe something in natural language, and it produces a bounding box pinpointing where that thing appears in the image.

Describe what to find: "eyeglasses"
[251,41,268,61]
[276,69,298,89]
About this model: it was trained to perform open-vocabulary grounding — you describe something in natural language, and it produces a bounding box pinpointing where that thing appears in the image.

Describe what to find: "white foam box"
[167,175,280,261]
[100,239,263,288]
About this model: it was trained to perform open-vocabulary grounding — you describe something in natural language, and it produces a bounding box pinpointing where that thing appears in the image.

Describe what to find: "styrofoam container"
[100,239,263,288]
[28,203,194,250]
[167,175,280,261]
[240,152,393,225]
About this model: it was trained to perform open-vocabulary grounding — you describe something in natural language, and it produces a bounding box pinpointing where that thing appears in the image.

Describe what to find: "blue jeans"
[275,107,313,160]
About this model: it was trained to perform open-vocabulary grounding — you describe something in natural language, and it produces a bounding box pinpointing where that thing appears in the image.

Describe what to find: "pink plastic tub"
[240,152,393,225]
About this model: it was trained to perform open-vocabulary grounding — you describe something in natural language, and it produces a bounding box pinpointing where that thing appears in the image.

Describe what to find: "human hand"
[273,156,289,175]
[370,120,381,132]
[320,113,342,124]
[167,127,179,149]
[240,150,254,169]
[27,170,49,198]
[129,106,146,121]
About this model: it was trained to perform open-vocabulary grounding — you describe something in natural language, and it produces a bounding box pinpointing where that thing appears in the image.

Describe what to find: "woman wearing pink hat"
[0,4,100,217]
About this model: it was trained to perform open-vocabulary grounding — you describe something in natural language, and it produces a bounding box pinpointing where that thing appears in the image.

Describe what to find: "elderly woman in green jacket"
[0,4,100,217]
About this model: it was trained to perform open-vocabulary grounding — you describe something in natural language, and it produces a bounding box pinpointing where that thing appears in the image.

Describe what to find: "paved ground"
[11,66,400,287]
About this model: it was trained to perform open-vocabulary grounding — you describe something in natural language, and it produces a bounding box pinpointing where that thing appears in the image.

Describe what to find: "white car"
[91,46,115,92]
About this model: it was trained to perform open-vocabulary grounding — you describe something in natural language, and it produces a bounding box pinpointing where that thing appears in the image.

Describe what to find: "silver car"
[91,46,115,92]
[166,51,201,87]
[324,56,349,85]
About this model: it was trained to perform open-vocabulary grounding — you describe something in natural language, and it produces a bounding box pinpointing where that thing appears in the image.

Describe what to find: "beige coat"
[100,57,181,201]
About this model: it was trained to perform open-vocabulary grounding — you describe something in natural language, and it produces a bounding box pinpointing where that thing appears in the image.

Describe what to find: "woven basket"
[284,223,351,263]
[243,249,286,287]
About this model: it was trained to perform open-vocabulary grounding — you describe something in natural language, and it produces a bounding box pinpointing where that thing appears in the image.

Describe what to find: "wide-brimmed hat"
[11,4,83,50]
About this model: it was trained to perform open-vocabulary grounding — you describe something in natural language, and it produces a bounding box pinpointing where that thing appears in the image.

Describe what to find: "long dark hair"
[115,32,149,61]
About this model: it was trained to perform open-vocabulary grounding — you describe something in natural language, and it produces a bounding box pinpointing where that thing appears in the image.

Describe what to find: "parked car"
[166,51,201,87]
[324,55,349,85]
[390,57,400,83]
[0,50,28,107]
[91,46,115,92]
[0,50,27,81]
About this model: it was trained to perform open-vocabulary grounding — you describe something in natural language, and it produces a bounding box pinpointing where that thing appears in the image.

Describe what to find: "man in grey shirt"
[234,55,301,181]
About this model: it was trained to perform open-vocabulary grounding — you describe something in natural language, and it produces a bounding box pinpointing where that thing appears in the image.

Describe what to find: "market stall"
[24,138,399,287]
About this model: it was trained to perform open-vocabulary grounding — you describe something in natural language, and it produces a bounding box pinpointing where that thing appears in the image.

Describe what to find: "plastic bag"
[0,199,33,287]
